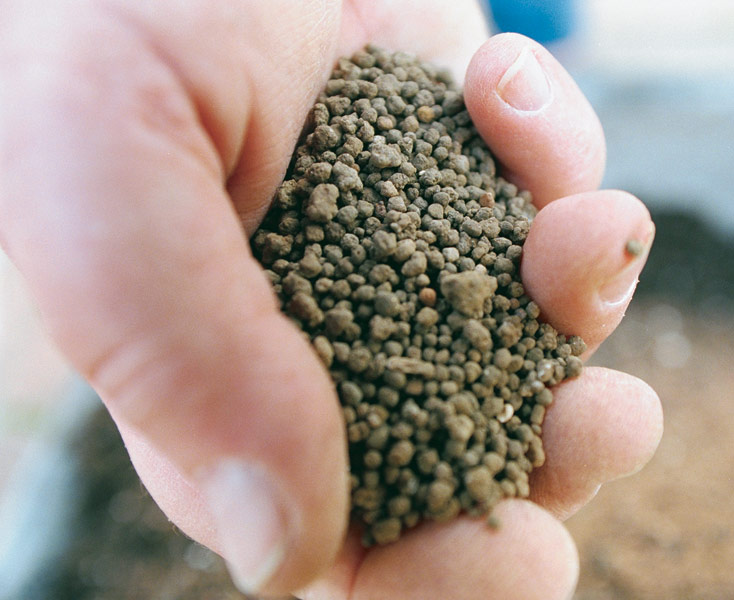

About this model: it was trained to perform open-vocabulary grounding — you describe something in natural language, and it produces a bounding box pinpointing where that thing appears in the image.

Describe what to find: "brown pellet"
[252,46,584,546]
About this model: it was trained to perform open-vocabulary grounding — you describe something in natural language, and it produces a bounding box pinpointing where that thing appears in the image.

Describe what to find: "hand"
[0,2,662,599]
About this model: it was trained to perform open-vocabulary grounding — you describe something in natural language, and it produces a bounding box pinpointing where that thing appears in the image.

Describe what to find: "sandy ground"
[570,302,734,600]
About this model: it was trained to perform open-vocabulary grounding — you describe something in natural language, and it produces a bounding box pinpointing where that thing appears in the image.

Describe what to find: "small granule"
[626,238,645,256]
[252,47,585,546]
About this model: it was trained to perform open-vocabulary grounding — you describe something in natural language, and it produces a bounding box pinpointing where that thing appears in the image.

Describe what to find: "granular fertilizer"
[252,46,585,545]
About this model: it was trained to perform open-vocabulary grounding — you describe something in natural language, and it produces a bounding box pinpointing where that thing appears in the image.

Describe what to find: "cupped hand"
[0,1,662,599]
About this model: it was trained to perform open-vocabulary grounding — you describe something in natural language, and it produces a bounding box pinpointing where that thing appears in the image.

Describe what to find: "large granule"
[252,46,585,546]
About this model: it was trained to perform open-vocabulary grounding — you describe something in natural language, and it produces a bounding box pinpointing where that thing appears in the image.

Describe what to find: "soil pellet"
[252,46,586,546]
[626,238,645,257]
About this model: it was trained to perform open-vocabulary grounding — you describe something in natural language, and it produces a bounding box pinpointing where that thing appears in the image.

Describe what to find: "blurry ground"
[569,210,734,600]
[571,312,734,600]
[13,207,732,600]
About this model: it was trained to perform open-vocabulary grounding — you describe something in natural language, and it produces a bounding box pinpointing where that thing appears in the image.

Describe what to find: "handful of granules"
[252,46,585,546]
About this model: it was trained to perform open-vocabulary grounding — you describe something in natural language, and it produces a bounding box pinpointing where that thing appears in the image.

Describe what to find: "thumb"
[0,5,348,596]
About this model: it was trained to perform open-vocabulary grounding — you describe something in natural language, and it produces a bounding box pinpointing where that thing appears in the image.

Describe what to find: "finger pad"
[531,367,663,519]
[520,190,654,348]
[352,502,578,600]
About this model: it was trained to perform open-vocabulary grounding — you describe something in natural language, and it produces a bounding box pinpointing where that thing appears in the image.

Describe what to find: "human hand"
[0,1,662,599]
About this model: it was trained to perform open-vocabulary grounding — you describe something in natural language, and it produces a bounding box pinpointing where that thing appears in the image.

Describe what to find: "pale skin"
[0,1,663,598]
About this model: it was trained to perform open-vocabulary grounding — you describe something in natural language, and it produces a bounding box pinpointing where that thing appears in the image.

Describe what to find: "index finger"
[464,33,606,208]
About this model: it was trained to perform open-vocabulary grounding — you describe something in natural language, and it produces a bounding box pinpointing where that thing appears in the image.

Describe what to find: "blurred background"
[1,1,733,598]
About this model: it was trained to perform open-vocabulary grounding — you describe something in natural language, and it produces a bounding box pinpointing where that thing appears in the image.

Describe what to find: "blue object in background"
[485,0,577,44]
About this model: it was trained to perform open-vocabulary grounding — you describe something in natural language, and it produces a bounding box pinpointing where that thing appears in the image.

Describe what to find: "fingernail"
[598,225,655,306]
[199,459,290,594]
[496,46,552,112]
